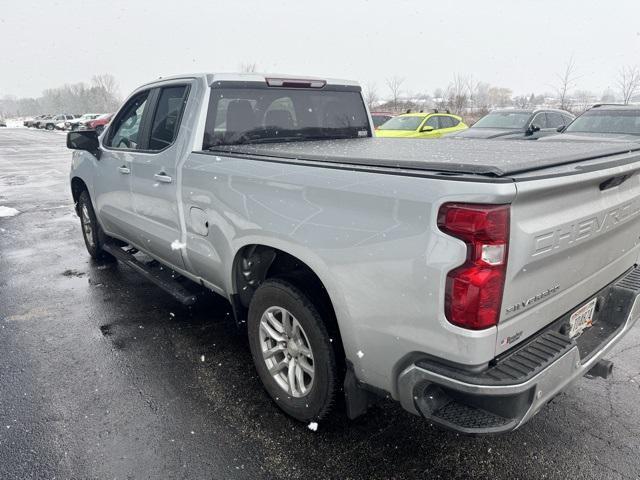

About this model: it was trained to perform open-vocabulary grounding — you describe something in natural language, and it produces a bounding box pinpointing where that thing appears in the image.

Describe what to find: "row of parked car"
[371,104,640,143]
[24,113,114,133]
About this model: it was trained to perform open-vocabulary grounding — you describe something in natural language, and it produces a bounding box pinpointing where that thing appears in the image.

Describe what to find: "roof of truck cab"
[208,137,640,178]
[137,72,359,88]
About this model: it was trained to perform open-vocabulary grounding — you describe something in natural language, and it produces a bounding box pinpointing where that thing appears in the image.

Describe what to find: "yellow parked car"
[375,112,468,138]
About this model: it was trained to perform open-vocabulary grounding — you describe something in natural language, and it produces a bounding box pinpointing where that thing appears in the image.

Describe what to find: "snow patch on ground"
[5,119,26,128]
[0,206,20,217]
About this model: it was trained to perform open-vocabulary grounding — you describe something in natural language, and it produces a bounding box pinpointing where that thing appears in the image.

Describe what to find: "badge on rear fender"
[505,284,561,314]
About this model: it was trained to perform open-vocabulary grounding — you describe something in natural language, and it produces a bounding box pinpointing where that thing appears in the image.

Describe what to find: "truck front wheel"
[77,190,114,261]
[248,278,338,423]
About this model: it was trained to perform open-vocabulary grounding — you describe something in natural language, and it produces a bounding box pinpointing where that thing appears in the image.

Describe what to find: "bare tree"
[239,62,258,73]
[445,74,473,114]
[91,74,121,111]
[471,81,491,113]
[513,95,531,109]
[601,88,616,103]
[617,65,640,104]
[385,76,405,112]
[573,90,596,113]
[554,57,578,110]
[92,74,119,99]
[363,82,379,111]
[487,87,512,108]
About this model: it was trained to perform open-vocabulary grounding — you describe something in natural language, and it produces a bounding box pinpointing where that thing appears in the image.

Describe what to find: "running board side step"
[102,243,198,306]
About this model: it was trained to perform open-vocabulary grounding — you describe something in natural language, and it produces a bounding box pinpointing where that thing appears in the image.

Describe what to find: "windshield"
[472,111,531,129]
[565,110,640,135]
[203,86,371,147]
[377,115,425,131]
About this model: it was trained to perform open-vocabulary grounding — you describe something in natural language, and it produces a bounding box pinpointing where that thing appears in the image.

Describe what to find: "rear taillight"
[437,203,510,330]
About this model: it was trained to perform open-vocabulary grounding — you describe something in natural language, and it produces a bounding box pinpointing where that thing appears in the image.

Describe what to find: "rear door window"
[148,85,189,151]
[424,116,439,129]
[438,116,455,128]
[546,112,566,129]
[531,113,547,129]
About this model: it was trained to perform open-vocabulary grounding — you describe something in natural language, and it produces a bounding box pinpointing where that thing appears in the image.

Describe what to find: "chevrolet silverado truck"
[67,73,640,434]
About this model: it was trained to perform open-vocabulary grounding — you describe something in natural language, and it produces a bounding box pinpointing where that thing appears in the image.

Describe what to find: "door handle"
[118,166,131,174]
[154,172,173,183]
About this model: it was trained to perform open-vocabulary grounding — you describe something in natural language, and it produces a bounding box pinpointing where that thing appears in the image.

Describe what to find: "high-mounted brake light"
[437,203,510,330]
[265,78,326,88]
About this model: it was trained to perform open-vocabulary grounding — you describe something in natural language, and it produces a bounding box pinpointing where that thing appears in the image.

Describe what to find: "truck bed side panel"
[181,152,516,394]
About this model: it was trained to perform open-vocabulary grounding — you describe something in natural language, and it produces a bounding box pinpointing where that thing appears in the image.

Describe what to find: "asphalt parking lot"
[1,128,639,480]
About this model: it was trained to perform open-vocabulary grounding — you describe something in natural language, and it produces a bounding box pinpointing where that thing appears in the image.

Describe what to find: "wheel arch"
[230,243,347,344]
[230,242,377,417]
[70,176,89,215]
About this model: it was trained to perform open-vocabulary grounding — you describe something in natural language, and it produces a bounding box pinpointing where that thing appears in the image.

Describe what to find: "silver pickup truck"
[67,73,640,434]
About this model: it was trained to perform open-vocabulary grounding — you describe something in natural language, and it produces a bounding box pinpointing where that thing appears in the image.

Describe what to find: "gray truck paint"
[70,73,640,417]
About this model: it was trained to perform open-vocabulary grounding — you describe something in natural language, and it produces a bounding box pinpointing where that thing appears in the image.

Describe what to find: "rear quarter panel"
[181,154,517,395]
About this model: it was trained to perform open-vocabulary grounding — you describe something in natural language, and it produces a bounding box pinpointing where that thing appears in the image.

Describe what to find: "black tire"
[46,123,54,131]
[77,190,114,261]
[95,125,104,135]
[248,278,338,422]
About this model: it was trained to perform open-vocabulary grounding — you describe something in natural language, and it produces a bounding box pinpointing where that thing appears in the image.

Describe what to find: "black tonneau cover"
[208,138,640,177]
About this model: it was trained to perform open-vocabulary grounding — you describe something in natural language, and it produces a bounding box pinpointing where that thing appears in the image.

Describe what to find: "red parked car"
[84,113,114,135]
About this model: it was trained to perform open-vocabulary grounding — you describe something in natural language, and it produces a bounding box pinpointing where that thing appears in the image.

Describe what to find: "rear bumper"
[397,266,640,434]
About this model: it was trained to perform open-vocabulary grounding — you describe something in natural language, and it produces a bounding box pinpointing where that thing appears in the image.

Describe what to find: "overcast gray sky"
[1,0,639,99]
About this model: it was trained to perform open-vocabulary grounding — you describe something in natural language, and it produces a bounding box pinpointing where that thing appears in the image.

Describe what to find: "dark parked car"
[371,112,395,129]
[539,104,640,143]
[453,108,575,140]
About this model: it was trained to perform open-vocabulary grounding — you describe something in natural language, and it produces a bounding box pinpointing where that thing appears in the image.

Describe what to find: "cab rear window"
[203,85,370,148]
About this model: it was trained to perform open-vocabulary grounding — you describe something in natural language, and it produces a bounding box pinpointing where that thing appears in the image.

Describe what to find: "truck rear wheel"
[77,190,114,261]
[248,278,338,423]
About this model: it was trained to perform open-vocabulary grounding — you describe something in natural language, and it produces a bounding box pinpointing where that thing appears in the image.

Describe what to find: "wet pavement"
[1,128,639,480]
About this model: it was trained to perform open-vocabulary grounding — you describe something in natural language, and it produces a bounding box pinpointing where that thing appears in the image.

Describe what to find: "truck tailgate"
[497,155,640,355]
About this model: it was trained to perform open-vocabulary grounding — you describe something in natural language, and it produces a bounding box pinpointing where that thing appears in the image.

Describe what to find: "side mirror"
[556,125,565,133]
[421,125,435,132]
[67,130,100,157]
[526,124,541,135]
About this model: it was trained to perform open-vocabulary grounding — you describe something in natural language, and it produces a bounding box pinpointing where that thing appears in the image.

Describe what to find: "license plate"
[569,297,597,338]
